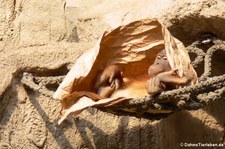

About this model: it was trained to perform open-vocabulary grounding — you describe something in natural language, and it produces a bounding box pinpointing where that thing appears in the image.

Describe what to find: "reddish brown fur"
[147,49,193,95]
[95,65,123,98]
[148,49,171,77]
[96,50,193,97]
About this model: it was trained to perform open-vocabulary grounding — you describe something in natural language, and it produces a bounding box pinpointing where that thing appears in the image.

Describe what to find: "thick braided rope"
[197,87,225,103]
[21,72,60,101]
[32,75,65,85]
[117,74,225,107]
[21,39,225,112]
[186,46,205,68]
[200,43,225,80]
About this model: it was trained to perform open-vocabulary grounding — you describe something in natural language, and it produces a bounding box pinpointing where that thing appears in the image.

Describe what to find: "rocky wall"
[0,0,225,148]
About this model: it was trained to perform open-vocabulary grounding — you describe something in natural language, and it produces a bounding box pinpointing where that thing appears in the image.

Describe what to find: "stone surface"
[0,0,225,148]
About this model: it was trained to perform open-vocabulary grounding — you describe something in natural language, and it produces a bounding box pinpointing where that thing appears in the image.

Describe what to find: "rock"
[0,0,225,148]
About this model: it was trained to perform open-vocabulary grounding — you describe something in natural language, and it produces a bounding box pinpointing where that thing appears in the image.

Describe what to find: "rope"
[200,44,225,80]
[197,87,225,103]
[186,46,205,68]
[21,72,61,101]
[20,39,225,113]
[32,75,65,85]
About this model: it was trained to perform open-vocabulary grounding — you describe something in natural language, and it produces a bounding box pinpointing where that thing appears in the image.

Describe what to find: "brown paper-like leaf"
[54,18,198,124]
[162,26,198,84]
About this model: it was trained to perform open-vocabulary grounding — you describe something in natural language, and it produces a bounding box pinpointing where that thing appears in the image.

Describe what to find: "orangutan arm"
[156,69,194,85]
[147,77,166,95]
[96,65,123,98]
